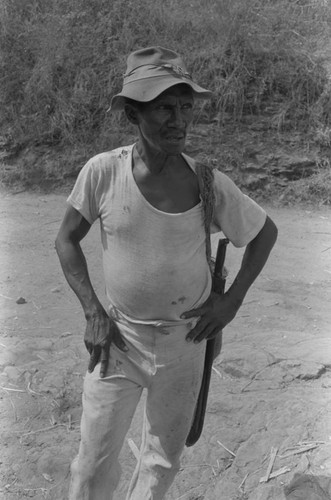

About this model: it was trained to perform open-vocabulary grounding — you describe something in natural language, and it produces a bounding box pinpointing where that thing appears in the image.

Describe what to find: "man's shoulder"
[182,153,230,178]
[87,144,134,171]
[182,153,236,186]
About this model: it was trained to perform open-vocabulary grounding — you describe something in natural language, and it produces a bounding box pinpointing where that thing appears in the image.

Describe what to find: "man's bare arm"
[55,206,99,314]
[226,215,278,304]
[183,215,278,342]
[55,206,127,377]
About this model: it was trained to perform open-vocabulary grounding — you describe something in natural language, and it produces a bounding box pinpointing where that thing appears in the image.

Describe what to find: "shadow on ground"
[284,474,331,500]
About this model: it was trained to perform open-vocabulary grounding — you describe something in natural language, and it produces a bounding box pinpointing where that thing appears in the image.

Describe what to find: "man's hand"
[84,308,128,378]
[182,292,241,344]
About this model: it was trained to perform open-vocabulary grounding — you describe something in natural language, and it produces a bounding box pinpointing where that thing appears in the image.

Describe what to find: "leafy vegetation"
[0,0,330,201]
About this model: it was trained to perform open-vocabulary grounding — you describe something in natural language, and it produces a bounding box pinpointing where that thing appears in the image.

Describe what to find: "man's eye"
[157,105,171,111]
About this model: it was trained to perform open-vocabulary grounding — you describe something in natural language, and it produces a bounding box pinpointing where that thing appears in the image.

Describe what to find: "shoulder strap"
[195,162,215,271]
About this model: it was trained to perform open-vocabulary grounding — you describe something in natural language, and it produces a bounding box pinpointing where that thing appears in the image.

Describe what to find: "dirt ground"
[0,191,331,500]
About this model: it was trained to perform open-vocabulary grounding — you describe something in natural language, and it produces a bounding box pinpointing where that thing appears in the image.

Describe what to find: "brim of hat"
[110,76,213,111]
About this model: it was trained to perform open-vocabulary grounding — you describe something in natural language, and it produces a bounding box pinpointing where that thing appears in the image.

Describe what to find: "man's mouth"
[165,134,185,142]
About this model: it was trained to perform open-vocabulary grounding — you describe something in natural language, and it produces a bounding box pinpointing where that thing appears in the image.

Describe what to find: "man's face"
[134,84,194,156]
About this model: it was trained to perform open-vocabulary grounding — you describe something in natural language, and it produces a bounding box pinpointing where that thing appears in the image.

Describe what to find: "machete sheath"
[186,238,228,447]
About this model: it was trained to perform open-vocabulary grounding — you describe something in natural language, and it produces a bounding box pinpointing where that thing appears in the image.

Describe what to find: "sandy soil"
[0,191,331,500]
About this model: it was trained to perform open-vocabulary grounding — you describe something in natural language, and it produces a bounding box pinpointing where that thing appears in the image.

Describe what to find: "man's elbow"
[262,215,278,248]
[55,232,64,257]
[55,228,70,257]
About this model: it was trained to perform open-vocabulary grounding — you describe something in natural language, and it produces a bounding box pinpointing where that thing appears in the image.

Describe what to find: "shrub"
[0,0,330,151]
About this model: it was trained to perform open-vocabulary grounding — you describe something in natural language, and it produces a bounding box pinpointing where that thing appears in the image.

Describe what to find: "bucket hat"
[110,46,212,111]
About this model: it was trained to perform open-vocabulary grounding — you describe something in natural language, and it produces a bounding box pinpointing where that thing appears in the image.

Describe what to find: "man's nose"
[170,105,185,127]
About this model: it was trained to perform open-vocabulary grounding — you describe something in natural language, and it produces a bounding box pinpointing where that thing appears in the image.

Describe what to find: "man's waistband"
[108,305,196,328]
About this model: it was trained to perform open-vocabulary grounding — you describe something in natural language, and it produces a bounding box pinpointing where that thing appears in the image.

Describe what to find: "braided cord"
[195,162,215,271]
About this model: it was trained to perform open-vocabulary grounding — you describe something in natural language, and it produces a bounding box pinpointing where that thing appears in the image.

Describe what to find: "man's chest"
[132,159,200,214]
[136,176,200,214]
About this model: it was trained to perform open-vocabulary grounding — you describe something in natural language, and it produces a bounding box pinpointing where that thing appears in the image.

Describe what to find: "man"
[55,46,278,500]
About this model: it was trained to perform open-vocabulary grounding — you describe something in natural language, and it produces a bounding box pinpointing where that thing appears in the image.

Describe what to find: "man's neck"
[134,141,181,176]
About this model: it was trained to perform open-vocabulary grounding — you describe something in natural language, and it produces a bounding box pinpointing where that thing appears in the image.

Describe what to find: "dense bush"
[0,0,330,151]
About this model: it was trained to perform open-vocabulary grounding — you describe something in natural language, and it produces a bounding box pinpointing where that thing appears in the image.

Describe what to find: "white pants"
[69,316,205,500]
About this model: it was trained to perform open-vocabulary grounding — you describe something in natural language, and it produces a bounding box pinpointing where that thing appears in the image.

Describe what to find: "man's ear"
[124,103,140,125]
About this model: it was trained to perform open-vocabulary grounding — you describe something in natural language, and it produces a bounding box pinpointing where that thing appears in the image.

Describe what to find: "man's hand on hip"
[84,308,128,378]
[181,292,241,344]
